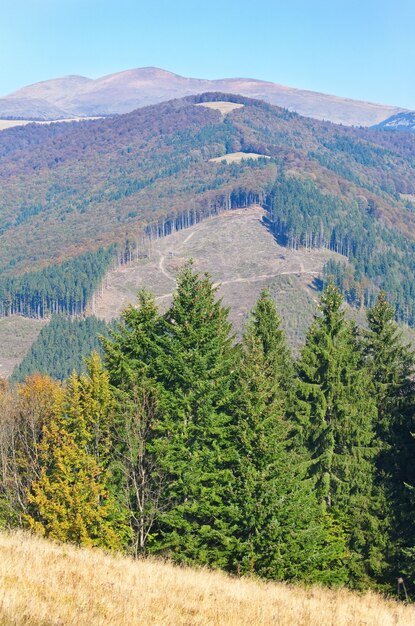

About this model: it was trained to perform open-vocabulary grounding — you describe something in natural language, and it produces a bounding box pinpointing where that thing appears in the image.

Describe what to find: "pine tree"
[26,371,127,549]
[102,290,162,388]
[103,292,164,554]
[295,283,378,586]
[233,296,346,583]
[148,261,239,568]
[365,292,415,583]
[80,352,115,466]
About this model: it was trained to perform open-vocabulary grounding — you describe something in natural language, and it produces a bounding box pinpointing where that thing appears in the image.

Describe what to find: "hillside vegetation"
[2,268,415,596]
[0,531,413,626]
[0,92,413,281]
[3,92,415,380]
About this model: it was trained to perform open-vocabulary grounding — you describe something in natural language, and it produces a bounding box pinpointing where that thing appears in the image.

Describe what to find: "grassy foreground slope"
[0,531,413,626]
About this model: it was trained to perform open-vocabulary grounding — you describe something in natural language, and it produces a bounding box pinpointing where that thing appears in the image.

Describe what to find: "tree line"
[1,263,415,594]
[0,247,115,319]
[266,174,415,325]
[11,315,112,382]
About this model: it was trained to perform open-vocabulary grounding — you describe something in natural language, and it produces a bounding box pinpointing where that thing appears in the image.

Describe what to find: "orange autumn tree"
[0,374,61,527]
[26,354,128,549]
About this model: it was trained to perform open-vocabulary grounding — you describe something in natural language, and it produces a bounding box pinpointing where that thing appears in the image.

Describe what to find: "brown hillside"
[90,206,337,349]
[0,530,413,626]
[1,67,407,125]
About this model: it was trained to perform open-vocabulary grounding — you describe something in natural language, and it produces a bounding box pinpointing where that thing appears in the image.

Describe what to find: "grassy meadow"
[0,531,414,626]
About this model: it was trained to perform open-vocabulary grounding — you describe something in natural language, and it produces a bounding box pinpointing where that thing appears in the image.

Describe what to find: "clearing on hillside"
[0,117,102,132]
[89,206,338,350]
[195,101,244,115]
[0,120,34,130]
[0,316,46,378]
[209,151,271,163]
[0,530,413,626]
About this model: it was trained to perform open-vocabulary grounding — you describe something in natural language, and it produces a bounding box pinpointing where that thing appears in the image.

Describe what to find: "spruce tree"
[295,283,378,586]
[26,370,127,549]
[148,261,239,568]
[102,289,162,388]
[233,295,346,583]
[365,292,415,583]
[103,291,163,554]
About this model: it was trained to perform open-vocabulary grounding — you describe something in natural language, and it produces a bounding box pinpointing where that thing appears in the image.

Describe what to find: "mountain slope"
[90,206,331,346]
[374,111,415,132]
[2,92,415,329]
[0,91,414,277]
[1,531,412,626]
[0,97,70,120]
[1,67,407,126]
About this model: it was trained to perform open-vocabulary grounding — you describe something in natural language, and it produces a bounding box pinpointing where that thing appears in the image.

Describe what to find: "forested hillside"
[11,315,112,382]
[2,92,415,326]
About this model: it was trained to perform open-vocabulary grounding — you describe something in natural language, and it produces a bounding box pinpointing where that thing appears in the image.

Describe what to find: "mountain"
[2,90,415,376]
[1,91,415,376]
[0,67,408,126]
[0,97,70,121]
[0,92,414,277]
[374,111,415,132]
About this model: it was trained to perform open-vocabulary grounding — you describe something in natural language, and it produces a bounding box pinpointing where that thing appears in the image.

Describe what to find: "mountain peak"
[1,68,409,126]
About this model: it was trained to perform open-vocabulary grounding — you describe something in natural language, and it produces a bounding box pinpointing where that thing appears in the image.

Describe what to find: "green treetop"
[295,283,379,586]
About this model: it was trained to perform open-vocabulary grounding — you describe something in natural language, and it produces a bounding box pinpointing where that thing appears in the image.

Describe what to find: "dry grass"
[209,151,271,163]
[0,530,413,626]
[195,101,244,115]
[0,316,46,378]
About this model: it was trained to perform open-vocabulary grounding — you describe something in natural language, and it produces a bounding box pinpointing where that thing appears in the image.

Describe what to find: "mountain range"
[0,67,408,127]
[2,91,415,376]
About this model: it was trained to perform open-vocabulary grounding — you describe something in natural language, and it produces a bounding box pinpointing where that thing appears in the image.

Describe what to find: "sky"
[1,0,414,108]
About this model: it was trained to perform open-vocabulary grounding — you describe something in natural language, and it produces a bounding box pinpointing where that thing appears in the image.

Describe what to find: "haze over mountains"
[0,67,408,126]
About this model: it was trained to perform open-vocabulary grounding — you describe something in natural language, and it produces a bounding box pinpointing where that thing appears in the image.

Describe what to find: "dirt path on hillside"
[214,268,319,288]
[158,254,176,282]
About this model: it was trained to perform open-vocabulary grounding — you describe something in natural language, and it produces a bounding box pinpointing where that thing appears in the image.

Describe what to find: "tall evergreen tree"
[103,291,164,554]
[102,290,162,388]
[365,292,415,583]
[295,283,379,587]
[148,261,239,568]
[248,289,293,396]
[26,369,127,549]
[233,294,346,584]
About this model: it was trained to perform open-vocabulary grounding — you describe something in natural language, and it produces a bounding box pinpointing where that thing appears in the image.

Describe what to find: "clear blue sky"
[1,0,414,108]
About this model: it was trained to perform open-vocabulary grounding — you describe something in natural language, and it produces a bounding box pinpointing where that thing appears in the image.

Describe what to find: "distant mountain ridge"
[374,111,415,132]
[0,67,408,126]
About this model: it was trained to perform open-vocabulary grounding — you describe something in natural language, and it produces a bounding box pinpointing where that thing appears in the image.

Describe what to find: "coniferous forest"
[11,315,112,382]
[0,247,115,318]
[1,262,415,596]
